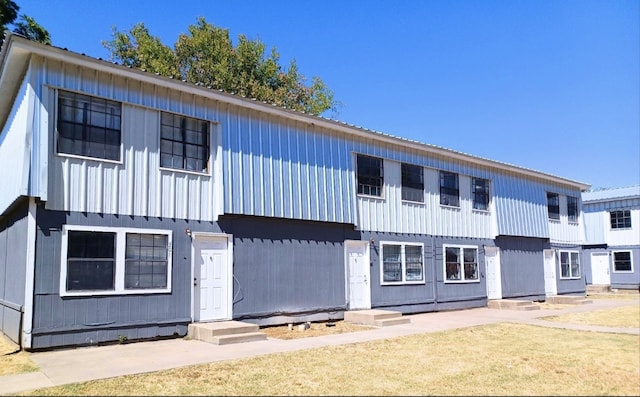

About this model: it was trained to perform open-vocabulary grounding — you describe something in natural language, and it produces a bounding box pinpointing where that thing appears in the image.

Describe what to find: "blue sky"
[17,0,640,189]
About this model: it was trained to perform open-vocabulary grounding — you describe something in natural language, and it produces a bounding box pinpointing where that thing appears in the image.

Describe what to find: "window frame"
[379,241,425,285]
[60,225,173,297]
[472,177,490,211]
[401,163,424,203]
[439,171,460,207]
[567,195,579,223]
[56,89,123,163]
[559,250,581,279]
[356,154,384,198]
[610,209,632,230]
[547,192,560,221]
[612,251,633,273]
[443,245,480,284]
[159,111,211,174]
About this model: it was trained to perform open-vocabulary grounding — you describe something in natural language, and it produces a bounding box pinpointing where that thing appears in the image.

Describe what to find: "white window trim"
[54,88,124,165]
[443,244,481,284]
[60,225,173,297]
[379,241,425,286]
[355,154,385,200]
[558,250,581,280]
[158,111,213,176]
[612,250,634,273]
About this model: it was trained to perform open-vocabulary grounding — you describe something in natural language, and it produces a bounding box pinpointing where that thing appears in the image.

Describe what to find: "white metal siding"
[0,70,31,214]
[548,194,584,244]
[583,199,640,246]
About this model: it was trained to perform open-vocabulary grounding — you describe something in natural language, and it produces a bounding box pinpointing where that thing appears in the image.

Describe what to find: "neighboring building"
[582,185,640,290]
[0,34,590,350]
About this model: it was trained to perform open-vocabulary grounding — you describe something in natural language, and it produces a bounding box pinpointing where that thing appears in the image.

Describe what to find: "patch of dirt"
[261,320,375,340]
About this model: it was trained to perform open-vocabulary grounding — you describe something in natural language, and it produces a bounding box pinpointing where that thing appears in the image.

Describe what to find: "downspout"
[432,238,438,311]
[22,197,37,349]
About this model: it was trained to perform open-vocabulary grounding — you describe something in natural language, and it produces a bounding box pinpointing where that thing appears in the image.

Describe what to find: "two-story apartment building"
[0,34,589,350]
[582,185,640,290]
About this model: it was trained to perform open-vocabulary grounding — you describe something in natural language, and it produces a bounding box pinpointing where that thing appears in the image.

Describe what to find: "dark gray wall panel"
[218,215,359,319]
[495,236,546,300]
[0,199,28,344]
[551,243,586,295]
[584,247,640,290]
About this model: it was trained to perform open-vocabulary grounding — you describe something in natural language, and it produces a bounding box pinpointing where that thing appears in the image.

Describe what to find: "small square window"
[613,251,632,272]
[160,112,210,173]
[444,245,479,283]
[380,242,424,285]
[610,210,631,229]
[559,251,581,279]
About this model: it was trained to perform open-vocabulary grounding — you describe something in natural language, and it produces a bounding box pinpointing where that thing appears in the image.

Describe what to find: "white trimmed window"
[160,112,210,173]
[60,225,172,296]
[547,192,560,220]
[613,251,633,273]
[380,242,424,285]
[444,245,479,283]
[559,250,581,279]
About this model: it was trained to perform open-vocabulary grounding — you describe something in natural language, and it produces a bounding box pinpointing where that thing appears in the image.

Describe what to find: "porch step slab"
[587,285,611,294]
[344,309,410,326]
[546,296,593,305]
[488,299,541,310]
[188,321,266,344]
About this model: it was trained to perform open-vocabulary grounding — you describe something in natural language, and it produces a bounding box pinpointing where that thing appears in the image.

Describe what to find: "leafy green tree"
[104,17,338,116]
[13,14,50,44]
[1,0,51,45]
[0,0,19,43]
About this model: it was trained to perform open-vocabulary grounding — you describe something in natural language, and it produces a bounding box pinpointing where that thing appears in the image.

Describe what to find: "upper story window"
[472,177,490,210]
[380,242,424,285]
[401,163,424,202]
[57,90,122,161]
[613,251,633,272]
[439,171,459,207]
[357,154,383,197]
[547,192,560,220]
[160,112,210,173]
[567,196,579,222]
[610,210,631,229]
[444,245,479,283]
[559,250,580,279]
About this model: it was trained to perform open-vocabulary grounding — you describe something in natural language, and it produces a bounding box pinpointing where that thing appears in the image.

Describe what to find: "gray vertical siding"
[31,205,210,349]
[552,243,586,295]
[583,247,640,290]
[495,236,547,300]
[219,215,359,320]
[0,199,29,344]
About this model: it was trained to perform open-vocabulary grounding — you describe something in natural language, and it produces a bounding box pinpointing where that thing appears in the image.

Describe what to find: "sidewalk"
[1,299,637,395]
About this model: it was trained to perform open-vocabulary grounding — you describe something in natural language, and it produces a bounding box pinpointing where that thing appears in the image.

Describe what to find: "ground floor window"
[444,245,479,283]
[559,250,581,279]
[61,225,172,296]
[613,251,633,272]
[380,242,424,284]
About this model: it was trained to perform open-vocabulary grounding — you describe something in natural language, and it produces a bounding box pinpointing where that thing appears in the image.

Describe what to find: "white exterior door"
[591,252,611,285]
[543,249,557,296]
[345,241,371,310]
[485,247,502,300]
[193,235,232,322]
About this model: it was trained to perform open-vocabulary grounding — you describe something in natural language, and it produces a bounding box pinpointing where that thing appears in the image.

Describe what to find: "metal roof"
[582,185,640,203]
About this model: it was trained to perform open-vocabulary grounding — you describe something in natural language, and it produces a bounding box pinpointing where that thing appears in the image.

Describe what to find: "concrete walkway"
[1,299,638,395]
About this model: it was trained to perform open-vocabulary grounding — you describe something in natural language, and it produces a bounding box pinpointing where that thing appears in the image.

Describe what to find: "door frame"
[344,240,371,310]
[190,232,234,322]
[543,249,557,296]
[590,252,611,285]
[484,246,502,300]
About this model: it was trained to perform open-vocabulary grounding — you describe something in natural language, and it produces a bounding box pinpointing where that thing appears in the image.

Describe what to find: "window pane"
[401,163,424,202]
[547,193,560,220]
[357,155,383,197]
[125,233,168,289]
[463,248,478,280]
[405,245,423,281]
[445,247,461,280]
[383,244,402,282]
[614,251,632,271]
[472,178,489,210]
[567,196,578,222]
[440,172,459,207]
[560,252,570,278]
[67,260,115,291]
[160,112,209,172]
[570,252,580,277]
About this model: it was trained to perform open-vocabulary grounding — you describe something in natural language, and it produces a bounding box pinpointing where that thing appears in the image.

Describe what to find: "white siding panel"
[0,73,31,214]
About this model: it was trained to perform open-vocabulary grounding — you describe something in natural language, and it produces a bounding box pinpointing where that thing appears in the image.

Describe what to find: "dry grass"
[588,291,640,300]
[543,305,640,328]
[261,320,374,340]
[537,302,575,310]
[18,323,640,396]
[0,335,39,376]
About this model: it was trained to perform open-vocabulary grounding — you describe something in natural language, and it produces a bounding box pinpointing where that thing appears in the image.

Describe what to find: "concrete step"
[546,295,593,305]
[587,285,611,294]
[188,321,266,345]
[488,299,541,310]
[374,317,411,327]
[344,309,410,326]
[211,332,267,345]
